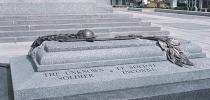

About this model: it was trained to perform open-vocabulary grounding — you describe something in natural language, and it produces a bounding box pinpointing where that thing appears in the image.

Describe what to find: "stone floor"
[0,42,31,63]
[114,8,210,58]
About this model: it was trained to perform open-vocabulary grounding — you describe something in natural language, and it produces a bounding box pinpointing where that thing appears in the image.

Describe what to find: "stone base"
[59,80,210,100]
[2,69,210,100]
[10,56,210,100]
[31,39,204,71]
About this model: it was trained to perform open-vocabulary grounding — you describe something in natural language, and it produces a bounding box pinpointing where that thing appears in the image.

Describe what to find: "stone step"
[33,40,204,70]
[107,31,170,37]
[0,14,132,21]
[0,26,161,37]
[0,18,141,26]
[0,31,168,43]
[0,2,113,15]
[38,46,165,66]
[0,22,151,31]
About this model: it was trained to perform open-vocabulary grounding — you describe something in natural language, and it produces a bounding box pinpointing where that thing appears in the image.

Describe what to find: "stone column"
[188,0,190,10]
[170,0,177,8]
[199,0,203,11]
[118,0,123,5]
[191,0,194,10]
[202,0,208,12]
[111,0,117,5]
[194,0,198,11]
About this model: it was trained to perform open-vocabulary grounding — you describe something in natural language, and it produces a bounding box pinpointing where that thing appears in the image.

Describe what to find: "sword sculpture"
[29,29,193,67]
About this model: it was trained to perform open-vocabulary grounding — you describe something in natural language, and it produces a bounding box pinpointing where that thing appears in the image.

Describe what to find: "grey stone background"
[0,65,13,100]
[0,7,210,100]
[0,0,112,14]
[0,67,9,100]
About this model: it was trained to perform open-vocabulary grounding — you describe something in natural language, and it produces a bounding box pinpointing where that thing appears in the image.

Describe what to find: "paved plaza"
[0,8,210,63]
[115,8,210,57]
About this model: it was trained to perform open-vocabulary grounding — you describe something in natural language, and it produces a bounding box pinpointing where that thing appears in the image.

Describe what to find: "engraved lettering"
[121,64,157,74]
[44,72,59,77]
[57,74,94,80]
[117,66,124,70]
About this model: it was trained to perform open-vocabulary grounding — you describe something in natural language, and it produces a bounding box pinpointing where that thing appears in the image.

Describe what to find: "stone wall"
[0,0,112,15]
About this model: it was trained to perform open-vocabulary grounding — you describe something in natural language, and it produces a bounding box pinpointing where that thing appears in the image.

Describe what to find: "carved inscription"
[116,64,157,74]
[44,68,104,80]
[44,64,157,81]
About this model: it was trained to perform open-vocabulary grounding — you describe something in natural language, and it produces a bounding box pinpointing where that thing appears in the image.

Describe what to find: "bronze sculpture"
[141,36,194,67]
[29,29,193,67]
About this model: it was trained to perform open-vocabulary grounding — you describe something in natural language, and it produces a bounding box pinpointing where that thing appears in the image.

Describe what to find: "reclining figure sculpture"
[29,29,194,67]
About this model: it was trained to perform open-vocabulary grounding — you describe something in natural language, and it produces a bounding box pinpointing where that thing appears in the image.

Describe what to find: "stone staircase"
[0,0,169,43]
[0,13,169,43]
[0,0,170,63]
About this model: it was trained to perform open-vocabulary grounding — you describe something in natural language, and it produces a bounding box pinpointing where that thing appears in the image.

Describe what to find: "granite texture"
[0,67,9,100]
[0,26,161,37]
[0,64,13,100]
[43,39,198,53]
[0,0,112,14]
[0,31,170,43]
[40,79,210,100]
[29,38,206,71]
[0,3,97,15]
[16,18,142,25]
[0,14,132,21]
[44,39,155,52]
[35,45,164,68]
[0,3,171,43]
[0,18,139,25]
[0,22,150,31]
[10,56,210,100]
[157,23,210,30]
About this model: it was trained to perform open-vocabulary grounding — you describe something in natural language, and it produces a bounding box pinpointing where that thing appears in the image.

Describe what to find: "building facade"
[111,0,149,6]
[111,0,210,10]
[179,0,210,11]
[111,0,127,5]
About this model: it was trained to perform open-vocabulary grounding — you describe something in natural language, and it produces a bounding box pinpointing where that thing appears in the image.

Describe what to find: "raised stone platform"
[31,39,204,71]
[10,56,210,100]
[9,33,208,100]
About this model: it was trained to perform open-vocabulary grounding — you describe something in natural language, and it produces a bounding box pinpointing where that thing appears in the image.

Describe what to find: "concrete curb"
[128,8,143,12]
[154,9,210,17]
